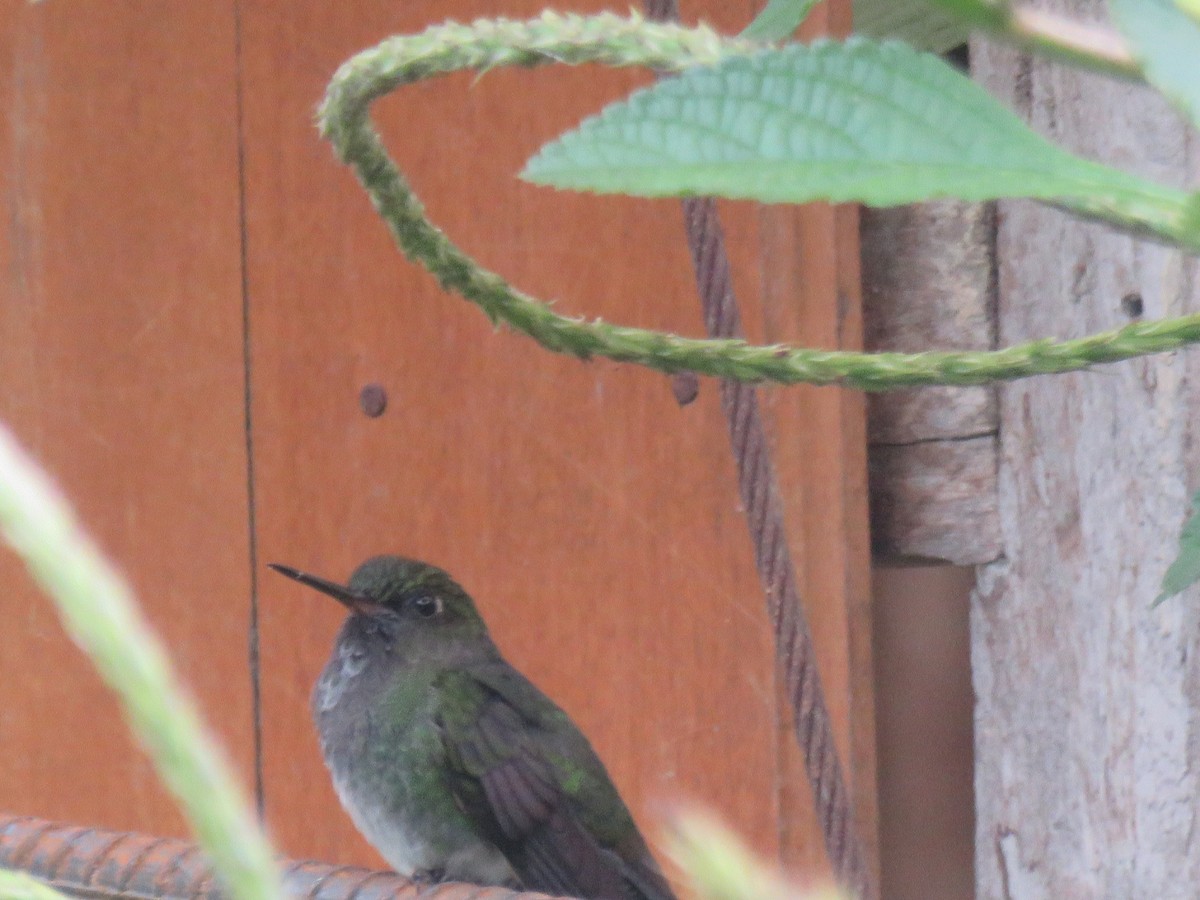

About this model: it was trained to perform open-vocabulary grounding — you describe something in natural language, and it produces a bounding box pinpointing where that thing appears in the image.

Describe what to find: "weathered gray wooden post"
[967,3,1200,894]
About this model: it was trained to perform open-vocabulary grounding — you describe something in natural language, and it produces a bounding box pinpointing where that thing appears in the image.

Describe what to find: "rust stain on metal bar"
[0,814,561,900]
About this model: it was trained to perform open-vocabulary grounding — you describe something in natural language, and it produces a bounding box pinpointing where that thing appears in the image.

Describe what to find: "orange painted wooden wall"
[0,0,873,887]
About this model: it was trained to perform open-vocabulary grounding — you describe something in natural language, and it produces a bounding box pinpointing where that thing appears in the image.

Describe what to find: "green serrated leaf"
[522,39,1163,209]
[854,0,970,53]
[1110,0,1200,130]
[1156,491,1200,606]
[742,0,820,41]
[921,0,1010,27]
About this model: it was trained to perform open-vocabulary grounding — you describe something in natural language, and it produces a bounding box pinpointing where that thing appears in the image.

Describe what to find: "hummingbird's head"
[268,555,490,648]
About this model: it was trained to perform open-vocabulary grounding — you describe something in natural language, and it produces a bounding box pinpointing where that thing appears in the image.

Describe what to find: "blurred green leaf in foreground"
[665,810,850,900]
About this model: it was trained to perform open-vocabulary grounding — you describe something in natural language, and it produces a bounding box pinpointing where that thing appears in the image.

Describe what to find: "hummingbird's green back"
[435,661,674,900]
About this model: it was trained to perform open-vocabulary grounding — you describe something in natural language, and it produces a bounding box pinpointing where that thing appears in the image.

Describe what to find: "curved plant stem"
[933,1,1142,80]
[1005,5,1140,79]
[319,12,1200,390]
[0,424,281,900]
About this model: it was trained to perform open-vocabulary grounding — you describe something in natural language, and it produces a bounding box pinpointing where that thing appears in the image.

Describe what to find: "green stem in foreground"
[0,871,72,900]
[0,425,281,900]
[1005,6,1141,79]
[665,811,848,900]
[929,1,1143,81]
[317,13,1200,390]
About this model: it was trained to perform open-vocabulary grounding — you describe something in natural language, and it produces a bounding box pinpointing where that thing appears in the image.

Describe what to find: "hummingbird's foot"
[409,868,446,886]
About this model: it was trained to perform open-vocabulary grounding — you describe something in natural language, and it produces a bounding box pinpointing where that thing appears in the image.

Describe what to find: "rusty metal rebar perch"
[0,814,552,900]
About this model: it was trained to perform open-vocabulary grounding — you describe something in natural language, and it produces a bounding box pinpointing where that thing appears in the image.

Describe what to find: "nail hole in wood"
[1120,292,1144,319]
[359,384,387,417]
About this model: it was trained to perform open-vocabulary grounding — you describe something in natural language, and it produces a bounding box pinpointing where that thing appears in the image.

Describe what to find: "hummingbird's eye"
[410,595,442,619]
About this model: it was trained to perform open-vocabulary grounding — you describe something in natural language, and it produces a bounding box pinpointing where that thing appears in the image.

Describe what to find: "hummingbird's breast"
[312,631,515,885]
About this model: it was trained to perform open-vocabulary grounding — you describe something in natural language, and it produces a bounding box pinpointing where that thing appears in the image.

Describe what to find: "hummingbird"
[268,555,675,900]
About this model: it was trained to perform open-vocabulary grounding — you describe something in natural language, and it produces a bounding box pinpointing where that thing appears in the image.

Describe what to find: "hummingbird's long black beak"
[268,563,384,616]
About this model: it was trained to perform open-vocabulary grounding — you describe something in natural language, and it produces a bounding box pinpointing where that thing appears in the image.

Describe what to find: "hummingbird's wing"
[434,666,676,900]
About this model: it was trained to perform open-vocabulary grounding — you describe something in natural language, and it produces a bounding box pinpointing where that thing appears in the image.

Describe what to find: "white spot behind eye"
[413,595,442,617]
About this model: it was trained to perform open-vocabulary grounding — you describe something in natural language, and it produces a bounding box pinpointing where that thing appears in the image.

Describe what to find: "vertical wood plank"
[758,205,876,881]
[241,0,779,870]
[241,0,873,881]
[0,2,253,835]
[756,1,877,882]
[972,2,1200,893]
